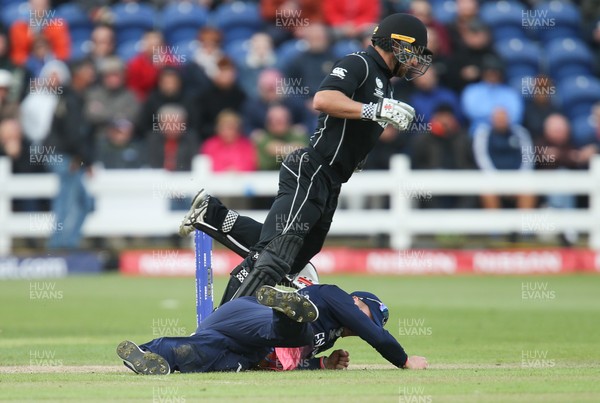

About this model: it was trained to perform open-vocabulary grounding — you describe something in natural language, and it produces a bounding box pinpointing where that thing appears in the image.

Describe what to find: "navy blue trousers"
[140,297,313,372]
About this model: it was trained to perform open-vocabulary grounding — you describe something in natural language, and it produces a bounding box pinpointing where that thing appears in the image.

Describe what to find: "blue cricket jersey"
[298,285,408,368]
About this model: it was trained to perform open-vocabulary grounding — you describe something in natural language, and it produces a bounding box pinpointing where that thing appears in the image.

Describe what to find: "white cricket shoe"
[179,189,210,237]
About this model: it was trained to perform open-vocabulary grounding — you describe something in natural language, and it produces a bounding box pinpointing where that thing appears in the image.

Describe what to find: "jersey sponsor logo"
[329,328,343,340]
[314,332,325,347]
[330,67,347,79]
[376,77,383,89]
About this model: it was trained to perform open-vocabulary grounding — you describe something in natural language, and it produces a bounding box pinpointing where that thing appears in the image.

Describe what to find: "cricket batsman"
[179,13,432,303]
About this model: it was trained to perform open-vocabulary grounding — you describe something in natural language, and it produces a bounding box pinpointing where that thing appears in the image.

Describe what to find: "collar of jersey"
[366,46,393,79]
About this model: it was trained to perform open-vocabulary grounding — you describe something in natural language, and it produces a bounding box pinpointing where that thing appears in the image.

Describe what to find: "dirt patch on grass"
[0,365,128,374]
[1,362,594,374]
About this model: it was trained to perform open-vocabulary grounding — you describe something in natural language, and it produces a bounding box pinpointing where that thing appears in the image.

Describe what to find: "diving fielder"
[117,285,428,374]
[180,13,432,303]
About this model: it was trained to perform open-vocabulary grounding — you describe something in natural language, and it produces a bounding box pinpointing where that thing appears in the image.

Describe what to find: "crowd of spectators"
[1,0,600,248]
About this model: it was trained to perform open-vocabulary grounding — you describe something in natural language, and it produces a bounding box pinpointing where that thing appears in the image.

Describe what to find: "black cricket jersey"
[299,285,408,368]
[310,46,395,183]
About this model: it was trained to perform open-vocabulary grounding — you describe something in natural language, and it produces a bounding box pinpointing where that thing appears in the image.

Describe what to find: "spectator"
[201,110,257,172]
[86,56,139,142]
[461,55,523,134]
[284,24,334,96]
[126,31,172,102]
[260,0,323,44]
[535,114,596,245]
[97,118,144,169]
[89,24,115,72]
[20,60,69,147]
[363,124,410,171]
[472,108,536,212]
[146,104,197,171]
[24,36,54,78]
[360,125,410,213]
[447,0,480,50]
[523,75,559,141]
[190,56,246,141]
[43,59,96,250]
[1,27,30,101]
[536,114,597,173]
[412,104,475,208]
[446,19,495,93]
[252,105,307,171]
[284,24,336,132]
[0,118,47,212]
[425,27,450,87]
[242,68,306,134]
[137,67,190,140]
[182,26,223,98]
[0,70,19,120]
[410,66,461,125]
[323,0,379,39]
[237,32,277,99]
[593,103,600,142]
[409,0,451,57]
[9,0,71,66]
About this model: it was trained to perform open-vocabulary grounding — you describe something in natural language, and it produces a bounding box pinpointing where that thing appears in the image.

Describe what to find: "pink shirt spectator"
[200,110,257,172]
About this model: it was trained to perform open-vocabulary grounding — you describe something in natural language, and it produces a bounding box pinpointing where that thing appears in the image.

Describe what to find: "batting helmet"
[371,13,432,80]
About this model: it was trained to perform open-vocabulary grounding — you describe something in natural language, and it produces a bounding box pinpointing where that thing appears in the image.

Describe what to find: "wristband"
[361,103,376,120]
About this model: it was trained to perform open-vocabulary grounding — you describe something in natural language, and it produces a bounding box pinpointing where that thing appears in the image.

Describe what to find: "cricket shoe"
[257,285,319,322]
[179,189,210,237]
[116,340,170,375]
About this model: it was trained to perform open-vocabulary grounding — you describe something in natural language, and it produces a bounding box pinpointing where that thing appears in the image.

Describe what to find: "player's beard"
[393,60,409,79]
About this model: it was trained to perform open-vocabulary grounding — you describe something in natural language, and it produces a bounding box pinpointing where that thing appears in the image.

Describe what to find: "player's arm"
[321,286,425,369]
[295,350,350,370]
[313,90,363,120]
[313,55,415,129]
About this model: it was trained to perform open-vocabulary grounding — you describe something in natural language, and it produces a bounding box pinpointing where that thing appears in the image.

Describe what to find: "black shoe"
[116,340,170,375]
[256,285,319,322]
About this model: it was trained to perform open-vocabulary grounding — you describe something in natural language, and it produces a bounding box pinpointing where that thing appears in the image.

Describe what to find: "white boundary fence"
[1,155,599,255]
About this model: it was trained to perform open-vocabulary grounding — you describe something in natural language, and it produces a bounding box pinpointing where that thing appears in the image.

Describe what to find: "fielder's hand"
[324,349,350,369]
[403,355,428,370]
[361,98,415,130]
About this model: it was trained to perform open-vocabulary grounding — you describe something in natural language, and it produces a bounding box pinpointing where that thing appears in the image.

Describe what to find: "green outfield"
[1,274,599,402]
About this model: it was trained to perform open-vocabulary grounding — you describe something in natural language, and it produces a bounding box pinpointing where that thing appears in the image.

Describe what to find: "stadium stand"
[0,0,599,251]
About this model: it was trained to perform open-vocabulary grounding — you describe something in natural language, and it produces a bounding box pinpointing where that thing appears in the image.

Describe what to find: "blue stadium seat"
[0,2,28,27]
[223,39,250,66]
[332,40,362,60]
[275,39,308,71]
[495,38,542,81]
[480,0,526,41]
[546,38,594,82]
[212,2,263,45]
[160,2,208,46]
[111,3,157,46]
[55,4,93,45]
[571,115,597,147]
[116,40,141,63]
[531,1,581,43]
[429,0,457,25]
[557,75,600,121]
[0,0,25,6]
[70,39,91,61]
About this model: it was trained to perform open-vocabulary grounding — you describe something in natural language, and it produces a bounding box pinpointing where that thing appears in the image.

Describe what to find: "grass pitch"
[0,274,599,402]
